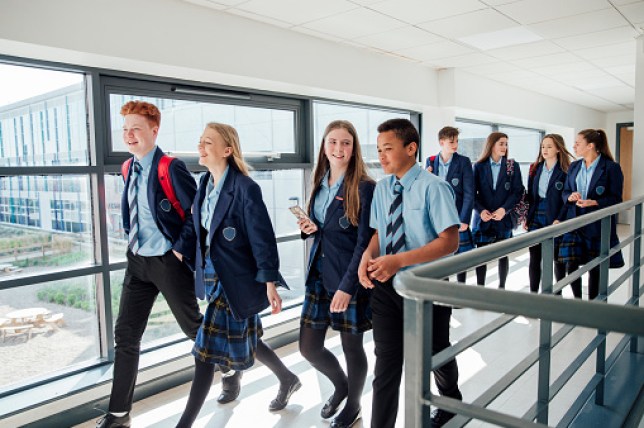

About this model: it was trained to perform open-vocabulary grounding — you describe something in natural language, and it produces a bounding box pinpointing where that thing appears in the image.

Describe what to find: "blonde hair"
[309,120,373,226]
[205,122,250,176]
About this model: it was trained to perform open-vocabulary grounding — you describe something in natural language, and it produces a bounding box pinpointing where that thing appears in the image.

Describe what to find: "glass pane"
[109,94,296,155]
[499,126,542,186]
[0,64,88,166]
[0,175,94,281]
[0,275,100,391]
[276,239,306,306]
[313,102,411,163]
[455,120,494,161]
[250,169,305,236]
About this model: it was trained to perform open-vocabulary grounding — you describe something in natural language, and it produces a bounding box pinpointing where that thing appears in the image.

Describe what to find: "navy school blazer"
[193,167,287,320]
[302,180,375,296]
[425,152,474,225]
[525,161,567,227]
[472,157,525,233]
[121,146,197,267]
[561,157,623,241]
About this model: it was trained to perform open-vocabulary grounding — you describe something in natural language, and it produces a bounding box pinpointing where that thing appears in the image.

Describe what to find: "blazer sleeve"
[502,161,525,212]
[337,181,375,295]
[526,172,536,225]
[460,158,474,224]
[473,164,486,213]
[243,181,282,284]
[596,161,623,208]
[170,159,197,262]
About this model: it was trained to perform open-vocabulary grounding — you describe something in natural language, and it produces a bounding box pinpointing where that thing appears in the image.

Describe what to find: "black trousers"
[370,279,461,428]
[528,244,566,293]
[108,250,202,412]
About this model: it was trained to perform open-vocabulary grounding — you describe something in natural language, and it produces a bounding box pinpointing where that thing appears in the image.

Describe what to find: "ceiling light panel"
[496,0,608,25]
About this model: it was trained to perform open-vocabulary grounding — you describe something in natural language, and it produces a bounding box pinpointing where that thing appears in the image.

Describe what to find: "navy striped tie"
[128,161,142,254]
[386,181,405,255]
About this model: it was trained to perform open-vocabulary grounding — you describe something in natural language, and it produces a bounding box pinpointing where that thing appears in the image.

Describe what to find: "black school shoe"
[330,408,361,428]
[95,412,131,428]
[430,409,456,427]
[268,375,302,411]
[218,370,243,404]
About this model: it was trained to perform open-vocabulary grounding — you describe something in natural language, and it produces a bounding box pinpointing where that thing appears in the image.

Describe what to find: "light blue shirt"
[438,154,452,181]
[538,161,557,198]
[370,164,460,268]
[490,158,502,190]
[313,172,344,225]
[576,155,601,199]
[201,166,229,232]
[133,148,172,256]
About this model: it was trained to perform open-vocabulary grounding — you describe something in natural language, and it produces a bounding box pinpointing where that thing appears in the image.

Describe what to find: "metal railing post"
[633,203,643,354]
[536,238,554,424]
[404,298,431,427]
[594,217,611,405]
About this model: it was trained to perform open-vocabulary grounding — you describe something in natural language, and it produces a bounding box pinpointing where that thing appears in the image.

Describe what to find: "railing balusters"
[631,204,642,354]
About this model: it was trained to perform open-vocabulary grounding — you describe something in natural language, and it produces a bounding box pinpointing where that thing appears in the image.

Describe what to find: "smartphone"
[289,205,310,222]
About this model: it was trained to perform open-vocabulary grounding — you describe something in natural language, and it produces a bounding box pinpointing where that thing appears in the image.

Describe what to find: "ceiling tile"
[573,41,637,61]
[618,1,644,23]
[611,0,644,5]
[301,8,405,39]
[607,70,636,86]
[510,52,582,69]
[553,26,639,50]
[479,0,522,5]
[183,0,228,10]
[588,54,636,68]
[354,26,443,51]
[464,62,522,77]
[496,0,608,24]
[226,8,293,27]
[591,85,635,103]
[416,9,518,39]
[234,0,358,26]
[427,53,499,68]
[528,8,627,39]
[347,0,387,4]
[367,0,486,25]
[531,61,597,78]
[396,40,476,62]
[486,40,565,60]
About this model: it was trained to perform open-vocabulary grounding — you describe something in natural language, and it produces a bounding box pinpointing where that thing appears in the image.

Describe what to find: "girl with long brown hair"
[297,120,375,428]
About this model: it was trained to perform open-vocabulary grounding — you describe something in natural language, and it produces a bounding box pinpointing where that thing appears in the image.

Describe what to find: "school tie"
[386,181,405,255]
[128,161,142,254]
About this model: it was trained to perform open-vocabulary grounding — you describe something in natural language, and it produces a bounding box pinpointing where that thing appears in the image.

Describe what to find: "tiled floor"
[76,230,641,428]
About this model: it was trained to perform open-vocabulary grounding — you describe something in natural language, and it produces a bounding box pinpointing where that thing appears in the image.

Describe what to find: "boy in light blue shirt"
[358,119,463,428]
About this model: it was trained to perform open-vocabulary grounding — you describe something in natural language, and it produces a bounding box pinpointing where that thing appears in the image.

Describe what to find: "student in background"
[358,119,462,428]
[176,123,300,427]
[97,101,202,428]
[472,132,525,289]
[425,126,474,283]
[558,129,624,300]
[525,134,572,294]
[297,120,375,428]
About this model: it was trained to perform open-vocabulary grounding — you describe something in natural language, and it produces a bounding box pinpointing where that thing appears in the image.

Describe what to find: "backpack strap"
[121,158,133,182]
[157,155,186,221]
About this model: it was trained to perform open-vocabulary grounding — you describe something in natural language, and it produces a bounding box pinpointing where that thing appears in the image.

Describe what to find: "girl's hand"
[459,223,468,232]
[480,210,493,222]
[576,199,598,208]
[298,218,318,234]
[330,290,352,313]
[492,207,506,220]
[568,192,581,202]
[266,282,282,314]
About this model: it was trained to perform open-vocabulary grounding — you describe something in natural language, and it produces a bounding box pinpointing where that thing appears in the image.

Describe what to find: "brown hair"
[205,123,250,176]
[308,120,374,226]
[477,132,508,163]
[120,101,161,127]
[377,118,420,160]
[533,133,573,173]
[578,129,614,161]
[438,126,459,141]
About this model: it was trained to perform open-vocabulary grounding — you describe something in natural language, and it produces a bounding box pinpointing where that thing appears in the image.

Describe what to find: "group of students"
[97,99,624,428]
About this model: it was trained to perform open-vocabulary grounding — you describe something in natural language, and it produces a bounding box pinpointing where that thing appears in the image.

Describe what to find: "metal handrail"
[395,194,644,428]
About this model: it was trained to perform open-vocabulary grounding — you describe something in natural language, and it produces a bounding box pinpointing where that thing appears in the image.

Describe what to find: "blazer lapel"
[495,157,508,190]
[323,181,345,227]
[533,162,543,197]
[147,147,163,220]
[207,169,235,244]
[546,164,563,197]
[193,173,209,237]
[445,153,457,183]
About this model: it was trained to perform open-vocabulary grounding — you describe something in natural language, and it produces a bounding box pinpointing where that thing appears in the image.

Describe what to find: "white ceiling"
[186,0,644,112]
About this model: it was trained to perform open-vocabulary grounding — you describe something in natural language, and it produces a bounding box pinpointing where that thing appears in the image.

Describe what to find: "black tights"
[475,241,509,288]
[528,244,566,293]
[567,263,600,300]
[299,326,367,420]
[176,340,295,427]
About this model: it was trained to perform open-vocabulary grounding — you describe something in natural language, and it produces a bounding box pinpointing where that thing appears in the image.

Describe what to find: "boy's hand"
[330,290,352,313]
[358,257,375,289]
[367,254,402,282]
[459,223,468,232]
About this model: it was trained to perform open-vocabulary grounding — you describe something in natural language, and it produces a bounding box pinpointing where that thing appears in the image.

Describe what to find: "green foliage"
[35,279,96,312]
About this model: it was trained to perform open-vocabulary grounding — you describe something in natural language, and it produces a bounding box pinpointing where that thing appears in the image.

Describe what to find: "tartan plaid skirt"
[193,259,263,370]
[473,224,512,246]
[457,228,475,254]
[300,257,372,334]
[528,200,562,250]
[557,228,625,268]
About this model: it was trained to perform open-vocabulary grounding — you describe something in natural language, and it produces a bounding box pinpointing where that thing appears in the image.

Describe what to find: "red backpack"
[121,155,186,221]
